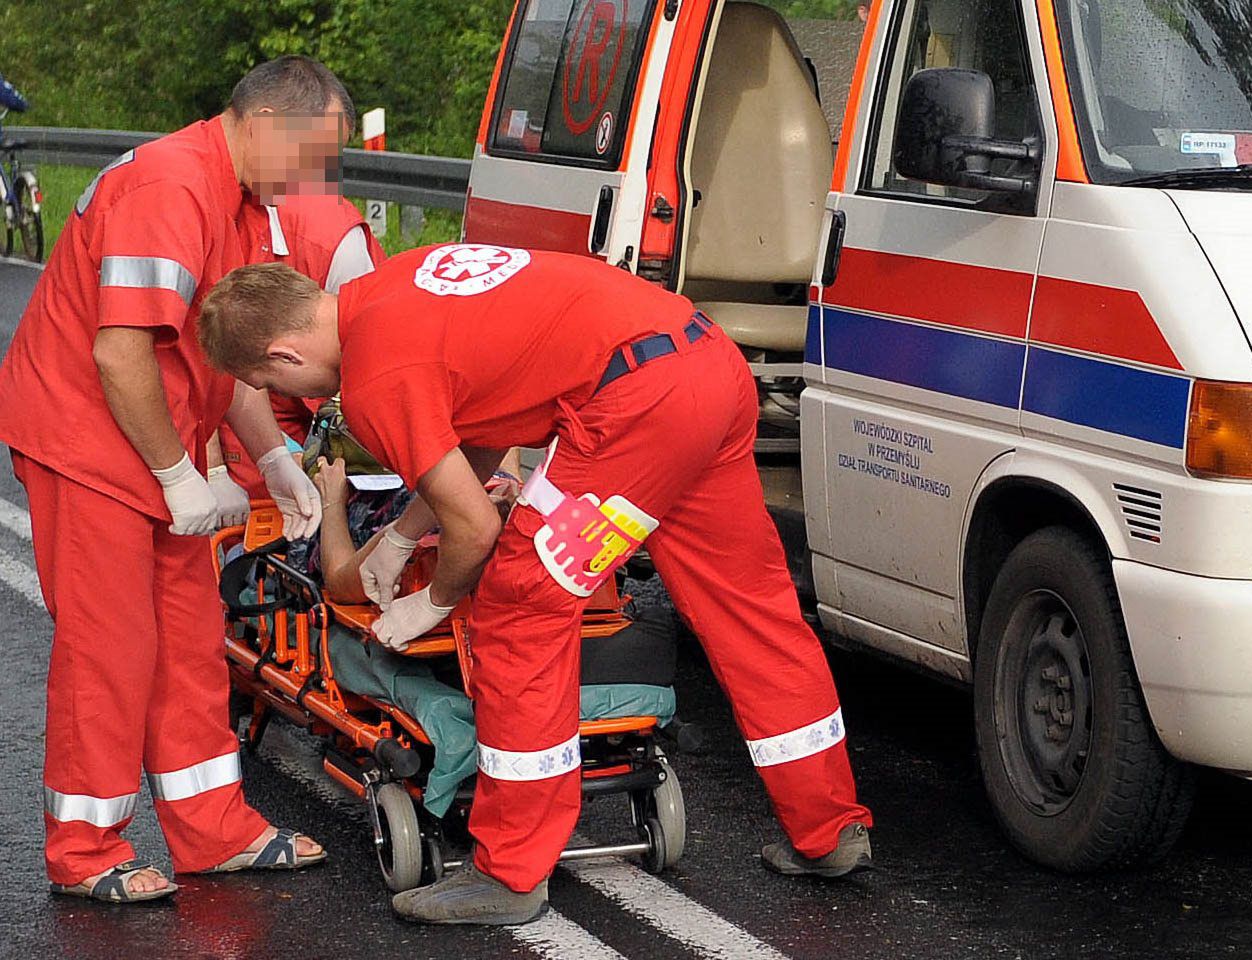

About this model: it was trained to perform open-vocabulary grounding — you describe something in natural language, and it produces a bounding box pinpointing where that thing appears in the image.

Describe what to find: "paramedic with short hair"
[198,247,874,926]
[210,192,387,514]
[0,57,348,903]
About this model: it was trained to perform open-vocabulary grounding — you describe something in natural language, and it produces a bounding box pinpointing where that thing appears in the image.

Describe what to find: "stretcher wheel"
[643,817,668,873]
[640,751,685,873]
[375,782,424,892]
[421,834,445,886]
[228,690,253,739]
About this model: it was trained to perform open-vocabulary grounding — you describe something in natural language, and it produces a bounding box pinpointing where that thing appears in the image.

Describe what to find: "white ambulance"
[466,0,1252,871]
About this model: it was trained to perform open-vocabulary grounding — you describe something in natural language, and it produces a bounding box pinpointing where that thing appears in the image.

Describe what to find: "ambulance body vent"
[1113,483,1163,544]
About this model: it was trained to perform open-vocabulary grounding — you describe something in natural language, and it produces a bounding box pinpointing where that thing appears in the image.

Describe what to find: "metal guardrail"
[11,126,472,210]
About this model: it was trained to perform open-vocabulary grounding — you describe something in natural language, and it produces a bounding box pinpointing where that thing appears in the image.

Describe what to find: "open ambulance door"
[464,0,682,267]
[652,1,859,453]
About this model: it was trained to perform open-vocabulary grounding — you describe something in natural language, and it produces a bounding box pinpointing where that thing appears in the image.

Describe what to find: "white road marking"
[564,839,791,960]
[511,910,631,960]
[0,545,42,606]
[0,497,41,604]
[0,496,32,541]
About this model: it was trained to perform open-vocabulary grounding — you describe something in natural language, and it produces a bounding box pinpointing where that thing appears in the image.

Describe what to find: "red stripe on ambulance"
[463,195,593,255]
[823,247,1034,339]
[1031,276,1183,371]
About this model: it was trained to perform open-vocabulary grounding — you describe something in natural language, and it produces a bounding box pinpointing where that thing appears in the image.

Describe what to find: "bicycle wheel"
[8,178,43,263]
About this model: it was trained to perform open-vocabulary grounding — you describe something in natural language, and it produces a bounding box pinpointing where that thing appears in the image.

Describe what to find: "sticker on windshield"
[413,244,531,297]
[507,110,528,141]
[595,112,613,155]
[1181,132,1237,167]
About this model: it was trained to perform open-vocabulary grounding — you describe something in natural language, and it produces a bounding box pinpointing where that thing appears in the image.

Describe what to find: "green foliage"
[1,0,512,157]
[30,165,97,254]
[758,0,863,19]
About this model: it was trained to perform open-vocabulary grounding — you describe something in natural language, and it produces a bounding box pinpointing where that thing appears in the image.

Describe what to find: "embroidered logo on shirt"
[413,243,531,297]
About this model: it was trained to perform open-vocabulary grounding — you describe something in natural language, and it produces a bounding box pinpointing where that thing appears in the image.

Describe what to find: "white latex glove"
[153,453,218,537]
[256,445,322,540]
[208,465,251,528]
[360,523,419,608]
[372,586,456,651]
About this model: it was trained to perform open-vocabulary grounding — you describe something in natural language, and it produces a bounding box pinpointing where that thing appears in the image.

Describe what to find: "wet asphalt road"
[3,257,1252,960]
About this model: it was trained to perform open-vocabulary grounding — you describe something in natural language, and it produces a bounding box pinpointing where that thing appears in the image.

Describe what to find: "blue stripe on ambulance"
[812,306,1191,449]
[1022,347,1190,449]
[820,308,1024,409]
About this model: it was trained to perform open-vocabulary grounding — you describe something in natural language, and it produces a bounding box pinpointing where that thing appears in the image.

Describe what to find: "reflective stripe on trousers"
[745,708,846,768]
[147,751,242,802]
[477,732,581,782]
[44,787,138,828]
[99,255,197,305]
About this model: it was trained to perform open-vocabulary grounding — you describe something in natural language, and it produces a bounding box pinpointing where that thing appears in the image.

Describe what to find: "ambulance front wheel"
[973,526,1196,872]
[376,782,424,892]
[641,751,686,873]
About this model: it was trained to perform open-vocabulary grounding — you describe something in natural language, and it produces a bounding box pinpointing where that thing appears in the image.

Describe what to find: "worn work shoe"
[392,866,549,926]
[761,822,873,878]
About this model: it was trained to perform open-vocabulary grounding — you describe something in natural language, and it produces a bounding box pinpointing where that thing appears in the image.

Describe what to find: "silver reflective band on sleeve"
[477,732,581,782]
[100,255,197,306]
[147,751,241,802]
[745,708,846,768]
[44,786,138,828]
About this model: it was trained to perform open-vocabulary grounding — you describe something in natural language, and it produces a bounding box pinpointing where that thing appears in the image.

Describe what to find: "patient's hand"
[313,457,350,508]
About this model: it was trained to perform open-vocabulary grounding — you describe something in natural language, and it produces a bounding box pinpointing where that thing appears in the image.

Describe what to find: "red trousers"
[15,453,267,885]
[468,326,871,892]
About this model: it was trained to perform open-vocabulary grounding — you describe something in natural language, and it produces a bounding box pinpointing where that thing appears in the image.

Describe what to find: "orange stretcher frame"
[210,502,677,887]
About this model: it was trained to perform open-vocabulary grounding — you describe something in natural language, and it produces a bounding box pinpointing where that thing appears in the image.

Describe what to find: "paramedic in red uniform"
[209,193,386,512]
[198,245,874,925]
[0,57,349,904]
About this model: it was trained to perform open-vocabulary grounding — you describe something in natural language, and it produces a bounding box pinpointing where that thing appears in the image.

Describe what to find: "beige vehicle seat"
[683,2,833,354]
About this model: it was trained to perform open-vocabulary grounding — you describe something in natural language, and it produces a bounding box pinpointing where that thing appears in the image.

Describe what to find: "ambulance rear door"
[464,0,680,269]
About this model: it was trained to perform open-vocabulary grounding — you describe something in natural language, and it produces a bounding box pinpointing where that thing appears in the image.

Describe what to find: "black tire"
[974,525,1195,872]
[641,816,668,874]
[7,178,43,263]
[228,689,253,737]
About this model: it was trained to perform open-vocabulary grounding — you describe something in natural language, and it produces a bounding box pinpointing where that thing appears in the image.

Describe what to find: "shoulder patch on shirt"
[413,243,530,297]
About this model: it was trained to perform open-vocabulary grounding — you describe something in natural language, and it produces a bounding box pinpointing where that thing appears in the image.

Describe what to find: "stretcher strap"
[218,538,292,617]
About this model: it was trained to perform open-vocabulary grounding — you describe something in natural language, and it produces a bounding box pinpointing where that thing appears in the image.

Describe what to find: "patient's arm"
[312,458,372,603]
[318,446,521,604]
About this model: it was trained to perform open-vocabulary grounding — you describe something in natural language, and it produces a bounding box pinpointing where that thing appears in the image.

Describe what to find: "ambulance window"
[863,0,1042,211]
[490,0,657,167]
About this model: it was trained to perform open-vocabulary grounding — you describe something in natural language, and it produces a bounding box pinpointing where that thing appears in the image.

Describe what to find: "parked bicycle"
[0,74,43,263]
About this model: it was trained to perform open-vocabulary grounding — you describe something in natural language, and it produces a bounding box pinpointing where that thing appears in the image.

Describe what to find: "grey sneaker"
[392,866,549,926]
[761,822,873,878]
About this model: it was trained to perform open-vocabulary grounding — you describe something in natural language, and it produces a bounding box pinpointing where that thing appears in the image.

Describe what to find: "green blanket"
[326,625,675,817]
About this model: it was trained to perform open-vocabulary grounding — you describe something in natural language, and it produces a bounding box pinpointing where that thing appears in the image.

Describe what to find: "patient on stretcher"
[243,450,679,818]
[288,453,518,604]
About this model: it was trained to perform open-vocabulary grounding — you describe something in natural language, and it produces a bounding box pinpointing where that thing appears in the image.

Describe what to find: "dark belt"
[595,312,713,395]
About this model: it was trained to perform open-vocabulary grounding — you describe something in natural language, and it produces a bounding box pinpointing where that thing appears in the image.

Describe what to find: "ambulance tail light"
[1186,380,1252,479]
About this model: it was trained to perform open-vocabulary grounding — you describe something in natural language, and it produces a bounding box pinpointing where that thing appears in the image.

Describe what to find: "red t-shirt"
[0,118,243,518]
[234,194,384,444]
[237,193,384,292]
[338,243,695,487]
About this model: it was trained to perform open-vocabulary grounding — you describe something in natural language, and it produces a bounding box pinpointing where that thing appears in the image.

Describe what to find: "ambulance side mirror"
[894,68,1040,195]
